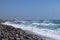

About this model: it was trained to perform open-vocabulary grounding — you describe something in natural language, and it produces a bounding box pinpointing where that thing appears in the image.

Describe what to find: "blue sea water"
[12,20,60,30]
[2,20,60,40]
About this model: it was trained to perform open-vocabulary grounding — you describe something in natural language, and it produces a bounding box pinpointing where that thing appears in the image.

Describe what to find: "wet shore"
[0,24,43,40]
[0,19,56,40]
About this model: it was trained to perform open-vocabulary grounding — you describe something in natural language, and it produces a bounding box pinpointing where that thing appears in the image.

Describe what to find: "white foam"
[32,23,57,26]
[2,22,60,40]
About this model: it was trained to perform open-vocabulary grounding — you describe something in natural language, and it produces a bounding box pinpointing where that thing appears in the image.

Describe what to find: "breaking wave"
[2,20,60,40]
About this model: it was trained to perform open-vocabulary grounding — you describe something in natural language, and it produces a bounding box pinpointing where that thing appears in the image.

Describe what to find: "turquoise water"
[12,20,60,30]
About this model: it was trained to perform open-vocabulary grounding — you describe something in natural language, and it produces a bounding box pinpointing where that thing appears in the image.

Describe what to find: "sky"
[0,0,60,20]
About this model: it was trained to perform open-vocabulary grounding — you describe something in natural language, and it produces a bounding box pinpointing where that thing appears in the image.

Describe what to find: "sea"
[2,20,60,40]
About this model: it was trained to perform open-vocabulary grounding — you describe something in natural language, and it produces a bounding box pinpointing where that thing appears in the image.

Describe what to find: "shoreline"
[2,23,57,40]
[0,19,58,40]
[0,24,43,40]
[24,29,56,40]
[0,24,54,40]
[2,23,56,40]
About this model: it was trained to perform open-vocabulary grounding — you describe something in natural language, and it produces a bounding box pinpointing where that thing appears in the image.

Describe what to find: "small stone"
[16,34,19,37]
[16,38,20,40]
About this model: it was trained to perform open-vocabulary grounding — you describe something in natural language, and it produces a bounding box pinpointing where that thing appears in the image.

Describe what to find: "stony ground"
[0,24,43,40]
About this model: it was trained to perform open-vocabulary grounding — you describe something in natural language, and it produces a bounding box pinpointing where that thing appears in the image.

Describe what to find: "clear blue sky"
[0,0,60,20]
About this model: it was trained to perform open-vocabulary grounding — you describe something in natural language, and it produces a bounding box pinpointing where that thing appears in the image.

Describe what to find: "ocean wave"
[32,23,57,26]
[2,21,60,40]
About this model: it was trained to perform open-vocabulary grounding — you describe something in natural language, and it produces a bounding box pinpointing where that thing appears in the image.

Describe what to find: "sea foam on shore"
[2,21,60,40]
